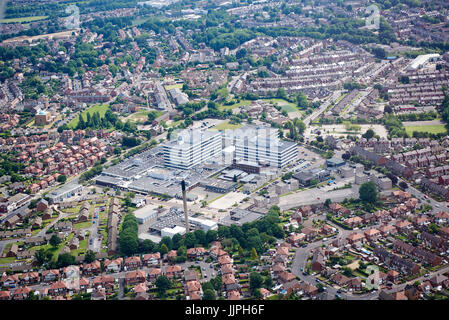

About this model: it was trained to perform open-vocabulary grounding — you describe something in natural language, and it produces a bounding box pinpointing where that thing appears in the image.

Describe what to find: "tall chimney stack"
[181,180,189,233]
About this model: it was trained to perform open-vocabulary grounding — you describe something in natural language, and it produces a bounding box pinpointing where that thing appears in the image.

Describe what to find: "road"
[340,88,373,118]
[397,177,447,215]
[180,260,216,282]
[87,207,102,253]
[304,90,342,126]
[290,219,379,300]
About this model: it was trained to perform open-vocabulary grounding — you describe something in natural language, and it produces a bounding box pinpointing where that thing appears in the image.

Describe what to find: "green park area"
[67,104,110,128]
[212,120,243,131]
[220,98,300,113]
[1,16,48,23]
[164,83,183,90]
[404,124,447,135]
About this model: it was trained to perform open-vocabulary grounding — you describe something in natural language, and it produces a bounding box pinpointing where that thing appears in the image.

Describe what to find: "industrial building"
[134,206,158,224]
[48,181,83,204]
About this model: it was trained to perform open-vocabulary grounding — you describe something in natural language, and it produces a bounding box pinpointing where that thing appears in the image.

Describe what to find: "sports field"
[404,124,447,135]
[68,104,110,128]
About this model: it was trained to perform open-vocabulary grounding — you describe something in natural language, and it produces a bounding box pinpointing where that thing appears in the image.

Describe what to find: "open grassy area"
[67,104,110,129]
[164,83,183,90]
[0,257,16,264]
[71,238,88,256]
[211,120,243,131]
[220,100,253,111]
[125,110,163,123]
[73,221,92,230]
[405,124,447,135]
[1,16,48,23]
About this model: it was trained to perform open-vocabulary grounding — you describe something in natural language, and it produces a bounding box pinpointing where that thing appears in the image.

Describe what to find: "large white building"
[161,225,186,238]
[163,128,222,170]
[232,126,298,168]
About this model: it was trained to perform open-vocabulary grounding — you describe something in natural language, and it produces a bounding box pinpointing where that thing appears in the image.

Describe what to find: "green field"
[68,104,110,129]
[125,110,163,123]
[164,83,183,90]
[405,124,447,135]
[220,100,253,111]
[212,120,243,131]
[220,98,299,113]
[1,16,48,23]
[73,221,92,230]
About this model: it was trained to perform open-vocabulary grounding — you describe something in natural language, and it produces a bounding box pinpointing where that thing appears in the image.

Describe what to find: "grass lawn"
[71,238,88,256]
[211,120,243,131]
[164,83,183,90]
[220,99,253,111]
[1,16,48,23]
[404,124,447,135]
[68,104,110,129]
[0,257,16,264]
[73,221,92,230]
[125,110,163,123]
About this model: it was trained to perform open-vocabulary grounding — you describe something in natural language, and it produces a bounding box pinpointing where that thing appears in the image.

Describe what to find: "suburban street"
[304,90,342,126]
[290,220,379,300]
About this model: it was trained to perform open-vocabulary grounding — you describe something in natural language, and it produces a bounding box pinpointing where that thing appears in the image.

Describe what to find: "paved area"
[279,187,358,210]
[209,192,246,210]
[305,124,388,139]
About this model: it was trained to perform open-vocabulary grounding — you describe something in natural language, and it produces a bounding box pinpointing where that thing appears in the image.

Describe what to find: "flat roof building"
[163,128,222,170]
[161,225,186,238]
[233,126,298,168]
[48,182,82,204]
[134,206,158,224]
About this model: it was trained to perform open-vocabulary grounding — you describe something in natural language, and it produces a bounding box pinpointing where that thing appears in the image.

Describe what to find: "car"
[300,267,303,271]
[424,274,430,278]
[212,273,215,276]
[195,261,199,264]
[302,271,308,276]
[204,274,207,278]
[316,278,320,283]
[337,289,342,294]
[202,267,206,271]
[335,294,342,299]
[210,264,213,268]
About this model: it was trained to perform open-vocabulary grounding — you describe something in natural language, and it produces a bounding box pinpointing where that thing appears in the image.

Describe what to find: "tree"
[84,250,96,263]
[206,230,217,244]
[250,247,258,260]
[194,229,207,246]
[57,253,75,268]
[57,175,67,183]
[184,232,197,248]
[159,243,169,255]
[264,275,273,288]
[140,239,155,253]
[203,289,216,300]
[362,129,375,140]
[429,223,440,234]
[119,233,138,256]
[250,272,263,292]
[34,249,47,266]
[253,288,262,299]
[155,275,171,295]
[359,181,378,203]
[50,234,61,247]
